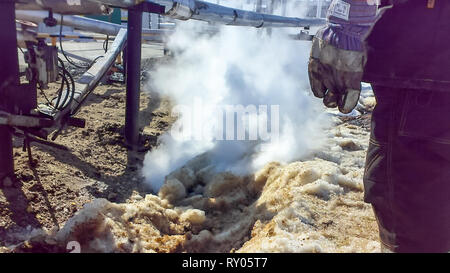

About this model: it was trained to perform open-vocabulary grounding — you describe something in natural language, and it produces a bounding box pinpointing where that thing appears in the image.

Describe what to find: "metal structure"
[0,0,325,186]
[15,0,112,14]
[0,0,29,185]
[16,10,170,40]
[124,6,143,149]
[153,0,325,27]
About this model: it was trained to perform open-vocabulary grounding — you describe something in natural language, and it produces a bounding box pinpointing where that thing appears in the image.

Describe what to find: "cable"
[38,58,76,112]
[57,57,70,109]
[53,58,70,109]
[92,55,104,63]
[57,62,76,111]
[58,57,79,113]
[52,71,66,109]
[103,35,109,53]
[59,15,91,69]
[58,15,106,71]
[38,82,56,109]
[53,71,70,110]
[65,65,76,114]
[57,57,66,71]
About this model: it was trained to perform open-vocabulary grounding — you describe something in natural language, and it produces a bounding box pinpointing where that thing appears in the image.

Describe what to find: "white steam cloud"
[142,3,330,192]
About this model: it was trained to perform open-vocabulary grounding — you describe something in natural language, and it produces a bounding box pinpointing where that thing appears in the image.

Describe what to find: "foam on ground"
[8,103,380,253]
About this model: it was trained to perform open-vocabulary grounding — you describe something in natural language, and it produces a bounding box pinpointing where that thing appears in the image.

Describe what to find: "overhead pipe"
[15,10,170,40]
[89,0,144,7]
[150,0,327,28]
[15,0,111,15]
[88,0,326,27]
[17,0,326,28]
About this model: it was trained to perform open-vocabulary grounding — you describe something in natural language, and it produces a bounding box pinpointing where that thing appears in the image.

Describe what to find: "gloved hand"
[308,34,365,114]
[308,0,377,114]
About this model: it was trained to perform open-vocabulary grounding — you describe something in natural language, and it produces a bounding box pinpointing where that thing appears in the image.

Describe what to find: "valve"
[43,10,57,27]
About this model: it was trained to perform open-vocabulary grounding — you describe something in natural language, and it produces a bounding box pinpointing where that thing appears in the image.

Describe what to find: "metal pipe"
[193,1,326,27]
[43,28,127,132]
[15,10,169,40]
[124,8,142,149]
[153,0,327,28]
[16,10,121,35]
[0,111,53,128]
[16,29,38,48]
[17,0,326,29]
[16,2,325,44]
[43,28,126,139]
[88,0,144,8]
[70,28,128,115]
[15,0,111,15]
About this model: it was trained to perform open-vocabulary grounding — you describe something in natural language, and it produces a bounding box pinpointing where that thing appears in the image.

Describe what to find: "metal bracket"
[130,1,166,14]
[0,111,53,128]
[289,29,314,41]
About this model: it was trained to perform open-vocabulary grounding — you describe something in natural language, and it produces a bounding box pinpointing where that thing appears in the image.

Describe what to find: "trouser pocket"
[399,90,450,144]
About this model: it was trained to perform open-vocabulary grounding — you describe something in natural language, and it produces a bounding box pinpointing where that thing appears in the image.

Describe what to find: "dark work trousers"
[363,85,450,252]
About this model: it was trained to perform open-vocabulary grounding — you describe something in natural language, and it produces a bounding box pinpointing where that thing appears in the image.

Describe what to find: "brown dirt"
[0,68,175,246]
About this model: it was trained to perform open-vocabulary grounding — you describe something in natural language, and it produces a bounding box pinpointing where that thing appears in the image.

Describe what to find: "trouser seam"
[385,93,398,249]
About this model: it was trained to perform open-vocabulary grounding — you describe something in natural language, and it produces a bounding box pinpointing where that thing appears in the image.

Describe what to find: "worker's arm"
[308,0,378,113]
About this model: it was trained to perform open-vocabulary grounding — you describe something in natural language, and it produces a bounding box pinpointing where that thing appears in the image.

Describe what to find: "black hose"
[58,66,76,111]
[58,57,66,71]
[38,58,76,111]
[65,66,76,114]
[59,15,90,69]
[59,15,106,71]
[103,35,109,53]
[57,57,69,109]
[53,71,66,109]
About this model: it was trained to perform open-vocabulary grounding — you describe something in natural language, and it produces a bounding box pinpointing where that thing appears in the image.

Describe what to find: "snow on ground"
[6,88,380,253]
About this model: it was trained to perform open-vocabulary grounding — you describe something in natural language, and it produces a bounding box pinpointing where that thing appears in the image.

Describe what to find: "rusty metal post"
[0,126,14,183]
[0,0,19,184]
[124,7,143,150]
